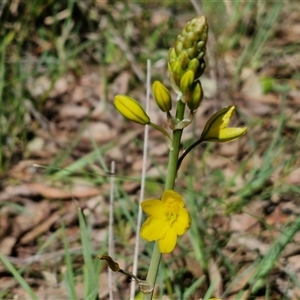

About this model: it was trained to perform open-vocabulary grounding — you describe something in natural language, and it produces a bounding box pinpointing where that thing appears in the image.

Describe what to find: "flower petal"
[158,227,177,253]
[201,106,235,138]
[162,190,185,209]
[218,127,247,141]
[173,208,191,235]
[141,199,167,216]
[200,106,247,143]
[205,127,247,142]
[140,217,169,241]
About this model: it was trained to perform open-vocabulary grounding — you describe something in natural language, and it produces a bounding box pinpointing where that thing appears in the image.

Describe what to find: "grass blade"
[250,214,300,294]
[61,223,78,300]
[0,253,39,300]
[78,207,99,299]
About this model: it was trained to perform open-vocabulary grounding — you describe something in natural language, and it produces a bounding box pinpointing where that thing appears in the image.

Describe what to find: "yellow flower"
[140,190,191,254]
[201,106,247,142]
[114,95,150,125]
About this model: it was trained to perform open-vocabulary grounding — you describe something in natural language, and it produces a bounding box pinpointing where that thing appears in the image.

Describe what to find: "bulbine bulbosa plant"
[100,16,246,299]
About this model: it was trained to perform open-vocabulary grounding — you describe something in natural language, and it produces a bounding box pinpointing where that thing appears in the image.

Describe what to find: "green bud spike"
[168,16,208,95]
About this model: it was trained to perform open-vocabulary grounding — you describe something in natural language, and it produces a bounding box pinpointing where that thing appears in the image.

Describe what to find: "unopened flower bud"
[114,95,150,125]
[187,58,200,75]
[177,52,189,69]
[152,81,172,112]
[98,255,120,272]
[180,70,195,96]
[187,81,203,111]
[201,106,247,142]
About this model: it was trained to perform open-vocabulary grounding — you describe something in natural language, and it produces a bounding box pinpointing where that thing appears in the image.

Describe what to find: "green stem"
[0,41,6,171]
[149,122,171,141]
[177,137,203,171]
[143,100,185,300]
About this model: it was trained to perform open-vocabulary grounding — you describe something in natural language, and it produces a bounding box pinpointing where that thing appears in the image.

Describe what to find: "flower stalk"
[110,15,247,300]
[144,99,186,300]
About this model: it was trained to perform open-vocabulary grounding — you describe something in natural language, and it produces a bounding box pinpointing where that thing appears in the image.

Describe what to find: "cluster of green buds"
[168,16,208,113]
[149,16,208,131]
[114,15,246,165]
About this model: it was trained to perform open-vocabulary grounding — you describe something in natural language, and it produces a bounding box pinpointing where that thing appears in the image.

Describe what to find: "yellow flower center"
[165,197,180,222]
